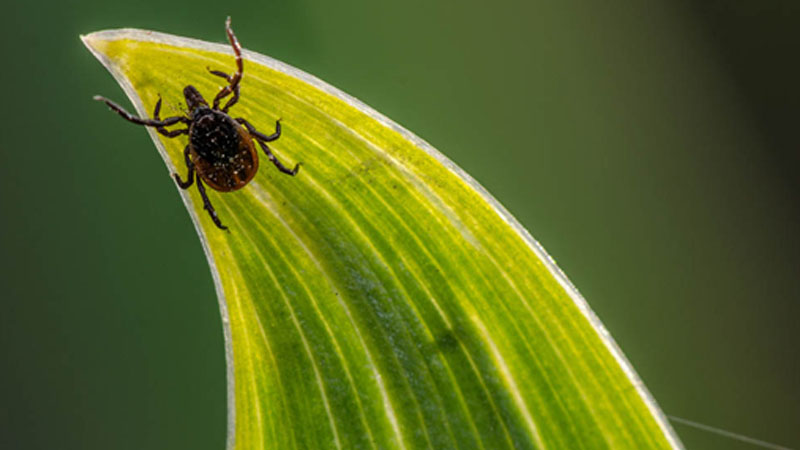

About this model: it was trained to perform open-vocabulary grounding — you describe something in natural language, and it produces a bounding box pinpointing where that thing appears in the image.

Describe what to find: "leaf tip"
[80,31,109,58]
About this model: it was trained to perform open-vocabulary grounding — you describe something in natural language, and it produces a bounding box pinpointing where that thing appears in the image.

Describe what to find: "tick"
[94,17,300,230]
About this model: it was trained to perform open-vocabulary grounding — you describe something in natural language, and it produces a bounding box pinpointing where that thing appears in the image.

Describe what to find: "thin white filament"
[668,415,794,450]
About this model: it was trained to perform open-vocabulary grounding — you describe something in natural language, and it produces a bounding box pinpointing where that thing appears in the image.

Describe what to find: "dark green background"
[2,1,798,449]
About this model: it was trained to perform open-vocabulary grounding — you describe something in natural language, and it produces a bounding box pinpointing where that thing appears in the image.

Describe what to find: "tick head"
[183,85,209,114]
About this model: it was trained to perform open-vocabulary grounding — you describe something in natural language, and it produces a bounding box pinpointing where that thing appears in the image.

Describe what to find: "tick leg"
[236,117,281,142]
[211,17,243,111]
[257,139,301,176]
[236,118,299,175]
[153,96,189,137]
[207,68,240,113]
[195,177,228,230]
[173,146,195,189]
[208,69,230,79]
[158,128,189,137]
[94,95,189,128]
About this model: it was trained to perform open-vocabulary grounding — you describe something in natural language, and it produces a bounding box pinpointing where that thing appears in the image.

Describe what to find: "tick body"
[188,105,259,192]
[94,17,300,230]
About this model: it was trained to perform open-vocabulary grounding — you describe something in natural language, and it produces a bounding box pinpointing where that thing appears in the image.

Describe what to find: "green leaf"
[82,25,682,450]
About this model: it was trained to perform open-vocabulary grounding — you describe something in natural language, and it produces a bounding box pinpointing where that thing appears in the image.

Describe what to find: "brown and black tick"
[94,17,300,230]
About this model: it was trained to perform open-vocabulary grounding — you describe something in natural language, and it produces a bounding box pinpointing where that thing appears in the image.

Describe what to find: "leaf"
[82,25,682,450]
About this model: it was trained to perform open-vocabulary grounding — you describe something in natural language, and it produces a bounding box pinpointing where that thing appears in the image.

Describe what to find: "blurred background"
[1,0,798,448]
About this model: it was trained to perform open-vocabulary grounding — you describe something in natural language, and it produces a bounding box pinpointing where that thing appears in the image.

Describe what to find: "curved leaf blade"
[82,27,682,450]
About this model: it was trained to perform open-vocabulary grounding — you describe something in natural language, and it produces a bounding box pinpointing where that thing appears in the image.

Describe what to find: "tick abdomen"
[189,110,259,192]
[189,110,240,158]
